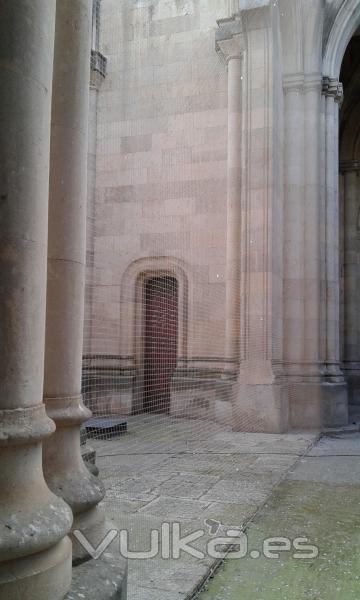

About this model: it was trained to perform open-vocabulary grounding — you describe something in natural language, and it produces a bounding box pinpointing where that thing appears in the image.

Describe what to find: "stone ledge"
[66,551,127,600]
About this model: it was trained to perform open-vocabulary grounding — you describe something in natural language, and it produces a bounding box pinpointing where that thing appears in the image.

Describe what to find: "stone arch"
[323,0,360,79]
[120,256,192,364]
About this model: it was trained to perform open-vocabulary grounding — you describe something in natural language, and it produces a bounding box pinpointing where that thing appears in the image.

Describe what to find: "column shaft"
[43,0,105,557]
[217,8,288,433]
[283,78,325,428]
[304,83,322,367]
[284,75,348,427]
[283,85,305,368]
[0,1,73,598]
[225,56,242,368]
[324,93,343,377]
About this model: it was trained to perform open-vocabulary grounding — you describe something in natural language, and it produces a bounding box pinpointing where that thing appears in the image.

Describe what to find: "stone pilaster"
[216,17,244,373]
[283,71,348,428]
[84,0,107,356]
[321,77,348,409]
[283,73,323,427]
[283,74,306,376]
[216,6,288,433]
[43,0,105,559]
[0,2,73,598]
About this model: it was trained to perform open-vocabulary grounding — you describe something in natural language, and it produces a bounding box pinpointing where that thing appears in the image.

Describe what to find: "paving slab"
[198,432,360,600]
[308,432,360,456]
[90,415,317,600]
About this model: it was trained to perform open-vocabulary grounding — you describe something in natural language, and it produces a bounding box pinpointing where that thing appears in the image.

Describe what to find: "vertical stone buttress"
[43,0,105,559]
[0,1,73,598]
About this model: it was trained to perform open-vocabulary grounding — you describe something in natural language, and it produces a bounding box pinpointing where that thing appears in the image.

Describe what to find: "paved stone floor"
[92,415,318,600]
[198,431,360,600]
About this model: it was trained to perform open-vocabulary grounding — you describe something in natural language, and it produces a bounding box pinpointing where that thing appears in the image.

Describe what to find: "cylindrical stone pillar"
[304,81,322,369]
[283,77,325,427]
[283,81,305,370]
[323,80,344,384]
[0,2,73,598]
[225,54,243,368]
[43,0,105,557]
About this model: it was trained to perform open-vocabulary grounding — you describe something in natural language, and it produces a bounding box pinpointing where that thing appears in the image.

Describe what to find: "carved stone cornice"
[322,76,343,104]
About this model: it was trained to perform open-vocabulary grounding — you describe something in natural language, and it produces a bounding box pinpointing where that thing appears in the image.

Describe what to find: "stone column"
[321,78,348,417]
[43,0,105,558]
[0,2,73,598]
[304,78,322,370]
[225,50,243,370]
[341,161,360,403]
[83,0,107,361]
[283,72,348,428]
[283,77,306,375]
[217,7,288,433]
[283,74,324,427]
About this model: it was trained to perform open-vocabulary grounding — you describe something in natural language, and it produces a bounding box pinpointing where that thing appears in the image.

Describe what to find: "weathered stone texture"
[89,0,231,361]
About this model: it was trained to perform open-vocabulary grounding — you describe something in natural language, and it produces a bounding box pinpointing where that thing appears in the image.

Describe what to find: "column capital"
[339,159,360,173]
[90,49,107,89]
[322,76,343,103]
[215,16,245,64]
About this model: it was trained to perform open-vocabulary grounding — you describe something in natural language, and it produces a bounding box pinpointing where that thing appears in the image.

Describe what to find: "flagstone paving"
[197,432,360,600]
[91,415,318,600]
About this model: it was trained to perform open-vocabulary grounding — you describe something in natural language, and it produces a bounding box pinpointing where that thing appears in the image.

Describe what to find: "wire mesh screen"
[80,1,328,598]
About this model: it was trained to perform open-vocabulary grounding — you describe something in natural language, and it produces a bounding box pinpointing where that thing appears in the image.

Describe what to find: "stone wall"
[86,0,236,415]
[84,0,354,430]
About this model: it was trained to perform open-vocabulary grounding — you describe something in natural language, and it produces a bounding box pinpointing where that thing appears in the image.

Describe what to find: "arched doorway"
[339,31,360,405]
[143,276,178,413]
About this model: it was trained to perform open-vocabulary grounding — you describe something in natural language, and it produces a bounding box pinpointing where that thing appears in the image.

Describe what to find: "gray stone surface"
[91,415,317,599]
[197,430,360,599]
[288,455,360,485]
[67,552,127,600]
[288,432,360,486]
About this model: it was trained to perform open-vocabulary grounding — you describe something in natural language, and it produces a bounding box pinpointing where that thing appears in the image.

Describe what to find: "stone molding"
[322,76,343,103]
[323,0,360,80]
[0,405,55,447]
[44,394,92,426]
[120,256,191,360]
[283,72,323,94]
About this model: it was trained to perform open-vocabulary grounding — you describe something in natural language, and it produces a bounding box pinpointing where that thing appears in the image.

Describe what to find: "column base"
[232,383,289,433]
[0,537,72,600]
[71,507,107,563]
[289,381,348,429]
[67,548,127,600]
